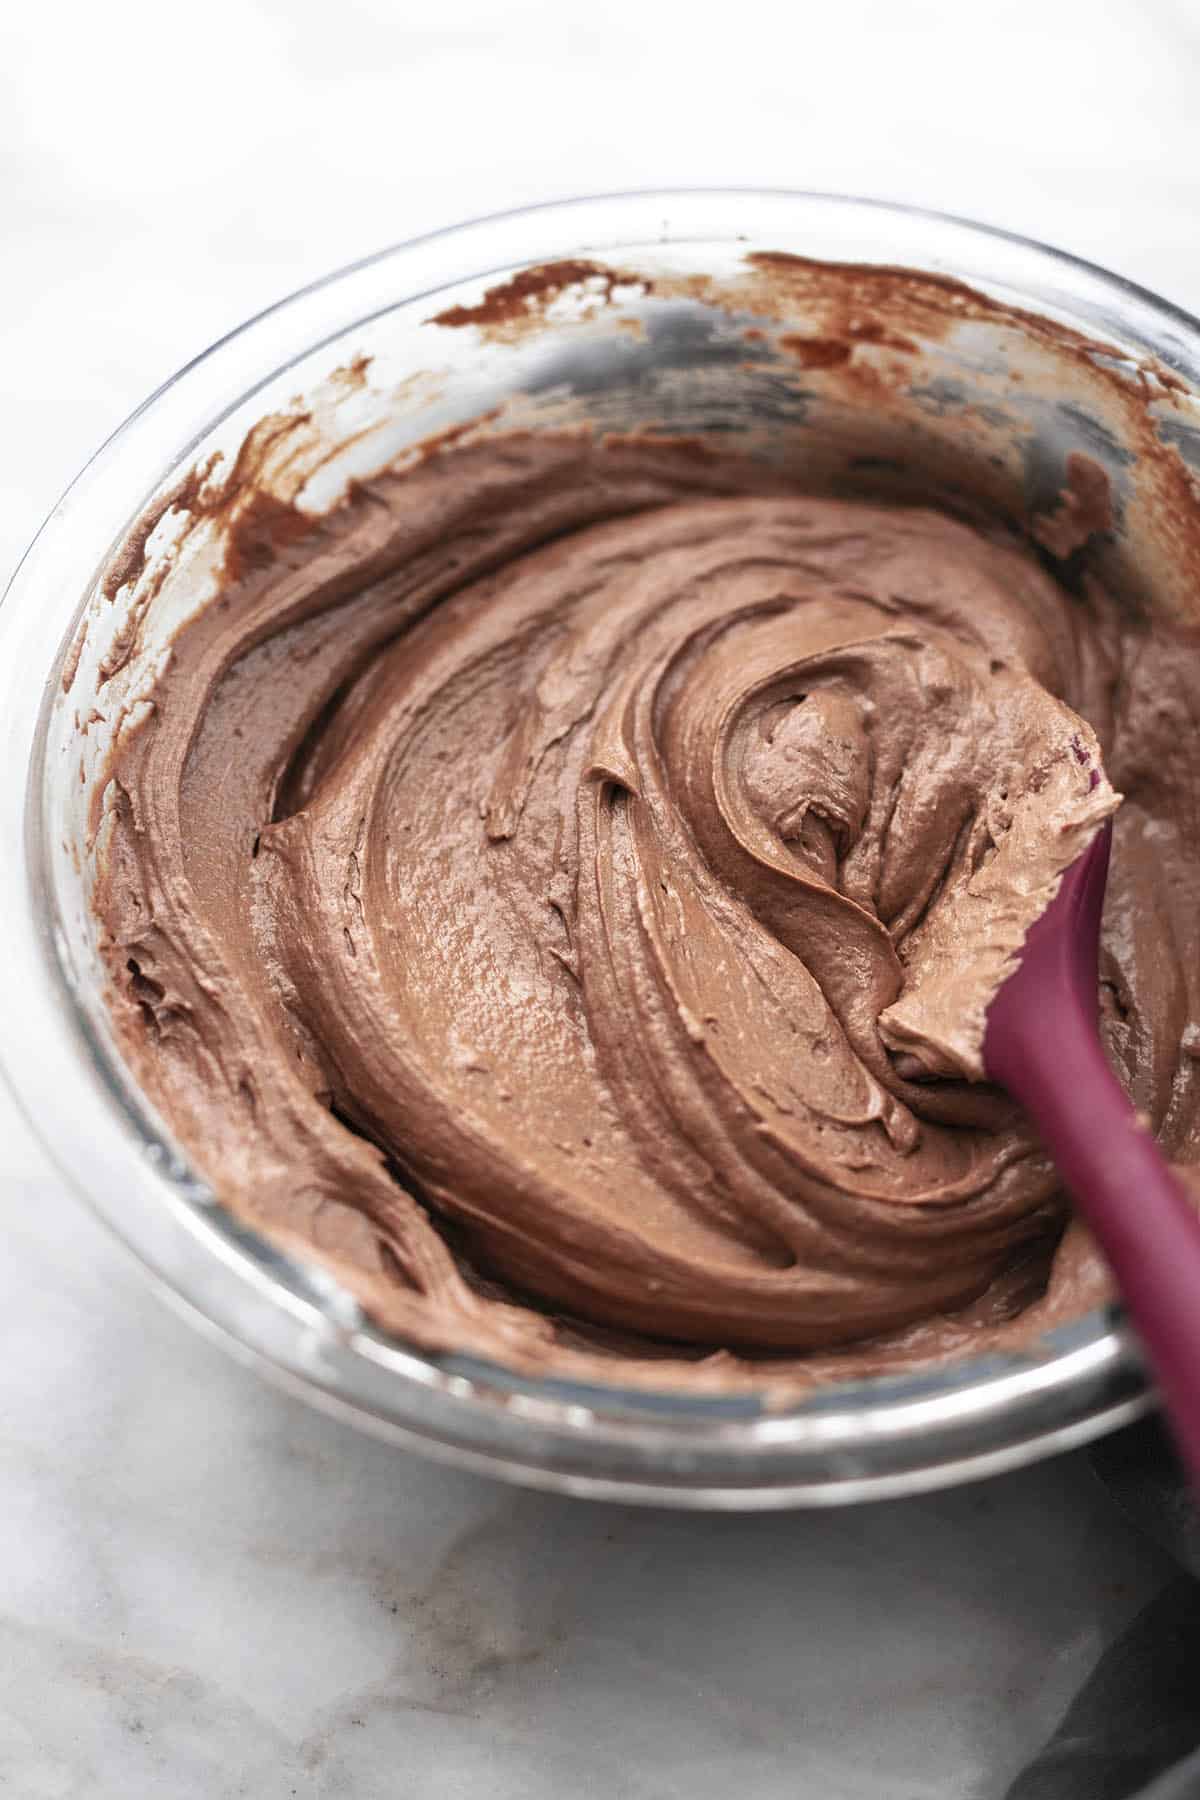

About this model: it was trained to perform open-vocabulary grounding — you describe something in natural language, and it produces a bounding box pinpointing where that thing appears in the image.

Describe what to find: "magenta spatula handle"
[984,821,1200,1485]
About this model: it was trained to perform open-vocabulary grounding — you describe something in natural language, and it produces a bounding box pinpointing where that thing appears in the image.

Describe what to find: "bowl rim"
[3,185,1181,1507]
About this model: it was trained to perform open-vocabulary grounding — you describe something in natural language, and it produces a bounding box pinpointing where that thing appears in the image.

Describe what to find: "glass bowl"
[5,189,1199,1508]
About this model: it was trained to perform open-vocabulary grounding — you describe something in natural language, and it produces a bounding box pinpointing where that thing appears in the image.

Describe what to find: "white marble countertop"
[3,3,1200,1794]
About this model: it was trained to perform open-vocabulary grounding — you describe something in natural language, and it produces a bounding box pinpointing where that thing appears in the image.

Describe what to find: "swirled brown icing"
[91,432,1200,1392]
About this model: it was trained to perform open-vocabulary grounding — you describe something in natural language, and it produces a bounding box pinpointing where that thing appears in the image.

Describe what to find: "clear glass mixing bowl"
[6,190,1200,1507]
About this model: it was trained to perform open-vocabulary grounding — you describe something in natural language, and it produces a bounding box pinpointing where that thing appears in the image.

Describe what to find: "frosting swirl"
[92,434,1196,1386]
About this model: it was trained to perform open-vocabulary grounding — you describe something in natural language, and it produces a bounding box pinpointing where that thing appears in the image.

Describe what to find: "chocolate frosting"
[91,433,1200,1391]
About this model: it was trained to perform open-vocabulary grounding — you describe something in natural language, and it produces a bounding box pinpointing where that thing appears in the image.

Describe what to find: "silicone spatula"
[983,817,1200,1483]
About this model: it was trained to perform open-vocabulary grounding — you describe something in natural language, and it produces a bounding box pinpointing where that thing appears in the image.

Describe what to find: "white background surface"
[2,3,1198,1794]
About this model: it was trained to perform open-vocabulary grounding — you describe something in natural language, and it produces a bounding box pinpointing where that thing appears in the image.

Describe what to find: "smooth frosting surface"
[91,434,1200,1390]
